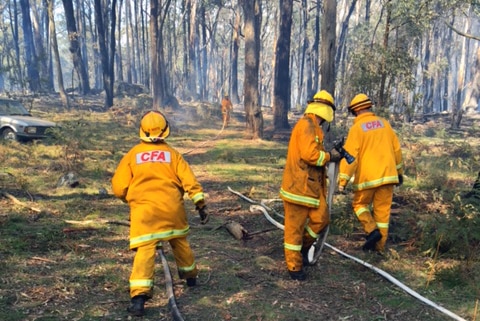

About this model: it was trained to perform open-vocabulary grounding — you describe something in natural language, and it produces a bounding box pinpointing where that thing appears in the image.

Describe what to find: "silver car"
[0,98,56,141]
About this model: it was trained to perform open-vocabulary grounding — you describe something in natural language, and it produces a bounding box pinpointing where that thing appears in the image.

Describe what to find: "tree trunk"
[94,0,116,108]
[311,2,320,96]
[62,0,91,94]
[241,0,263,139]
[188,0,198,99]
[8,0,24,87]
[272,0,292,130]
[377,0,391,109]
[47,0,70,109]
[199,5,207,100]
[150,0,177,110]
[20,0,41,92]
[231,2,241,104]
[463,47,480,114]
[30,2,51,91]
[116,0,124,82]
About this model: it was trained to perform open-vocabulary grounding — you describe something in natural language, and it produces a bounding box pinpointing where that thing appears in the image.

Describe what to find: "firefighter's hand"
[197,206,209,225]
[329,148,342,163]
[337,185,346,194]
[397,174,403,187]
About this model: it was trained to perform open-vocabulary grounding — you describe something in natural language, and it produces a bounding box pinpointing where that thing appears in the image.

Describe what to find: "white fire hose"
[228,186,468,321]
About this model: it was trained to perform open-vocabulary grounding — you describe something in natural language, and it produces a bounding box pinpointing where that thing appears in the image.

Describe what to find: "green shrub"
[418,193,480,260]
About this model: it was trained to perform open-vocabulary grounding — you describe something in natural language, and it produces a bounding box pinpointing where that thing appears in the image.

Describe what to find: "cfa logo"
[136,150,172,164]
[361,120,384,131]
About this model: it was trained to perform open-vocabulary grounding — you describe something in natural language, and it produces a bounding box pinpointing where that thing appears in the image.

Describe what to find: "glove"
[337,185,345,193]
[397,174,403,187]
[329,148,342,163]
[197,205,209,225]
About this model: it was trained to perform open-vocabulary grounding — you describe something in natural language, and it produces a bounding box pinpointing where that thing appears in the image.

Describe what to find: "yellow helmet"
[139,110,170,142]
[348,93,373,113]
[304,90,336,122]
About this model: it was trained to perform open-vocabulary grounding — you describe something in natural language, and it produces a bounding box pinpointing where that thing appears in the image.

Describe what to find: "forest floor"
[0,94,479,321]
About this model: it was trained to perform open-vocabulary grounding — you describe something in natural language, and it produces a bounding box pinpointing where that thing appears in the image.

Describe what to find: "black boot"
[363,229,382,252]
[301,247,311,266]
[127,295,147,317]
[288,270,306,281]
[186,278,197,287]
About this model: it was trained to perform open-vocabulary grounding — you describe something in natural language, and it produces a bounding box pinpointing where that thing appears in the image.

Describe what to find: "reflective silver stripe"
[280,188,319,207]
[130,279,153,288]
[353,176,398,190]
[377,222,389,229]
[355,207,369,218]
[191,192,204,203]
[130,227,190,247]
[178,262,196,272]
[316,150,327,166]
[305,225,318,239]
[339,173,351,181]
[284,242,302,251]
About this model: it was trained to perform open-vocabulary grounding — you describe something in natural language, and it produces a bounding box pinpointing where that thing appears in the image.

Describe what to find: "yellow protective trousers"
[352,184,394,252]
[283,199,329,272]
[129,237,198,298]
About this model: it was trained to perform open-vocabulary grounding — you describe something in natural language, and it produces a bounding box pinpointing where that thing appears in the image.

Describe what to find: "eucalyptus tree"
[150,0,179,110]
[272,0,293,130]
[94,0,117,109]
[20,0,41,92]
[240,0,263,139]
[231,1,241,104]
[47,0,70,108]
[62,0,91,94]
[320,0,336,98]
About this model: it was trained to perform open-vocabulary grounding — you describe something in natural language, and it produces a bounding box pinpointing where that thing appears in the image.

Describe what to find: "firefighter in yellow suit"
[221,93,233,126]
[112,111,209,317]
[280,90,342,281]
[338,94,403,253]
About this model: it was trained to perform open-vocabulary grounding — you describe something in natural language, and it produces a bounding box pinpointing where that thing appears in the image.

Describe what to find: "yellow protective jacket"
[111,141,205,249]
[280,114,332,208]
[339,112,403,191]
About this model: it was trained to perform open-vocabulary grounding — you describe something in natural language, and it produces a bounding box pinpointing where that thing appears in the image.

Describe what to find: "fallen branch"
[1,192,42,213]
[246,227,278,237]
[63,227,99,234]
[31,256,57,264]
[64,219,130,227]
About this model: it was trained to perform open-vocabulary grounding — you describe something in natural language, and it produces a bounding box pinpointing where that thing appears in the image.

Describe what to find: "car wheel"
[2,128,17,141]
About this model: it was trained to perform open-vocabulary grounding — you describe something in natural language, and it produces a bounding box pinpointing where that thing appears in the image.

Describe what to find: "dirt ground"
[0,95,478,321]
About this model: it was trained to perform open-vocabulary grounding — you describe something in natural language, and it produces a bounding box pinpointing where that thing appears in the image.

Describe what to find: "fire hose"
[158,246,185,321]
[228,185,468,321]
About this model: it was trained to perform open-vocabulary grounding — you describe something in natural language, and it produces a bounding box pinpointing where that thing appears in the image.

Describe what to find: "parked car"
[0,97,56,141]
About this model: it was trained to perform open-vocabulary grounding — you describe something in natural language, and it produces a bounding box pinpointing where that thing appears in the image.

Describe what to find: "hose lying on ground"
[159,247,185,321]
[228,187,468,321]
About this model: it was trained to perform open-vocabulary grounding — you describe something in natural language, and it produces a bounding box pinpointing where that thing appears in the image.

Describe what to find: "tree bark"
[47,0,70,109]
[231,2,241,104]
[61,0,91,94]
[150,0,178,110]
[20,0,41,92]
[241,0,263,139]
[272,0,292,130]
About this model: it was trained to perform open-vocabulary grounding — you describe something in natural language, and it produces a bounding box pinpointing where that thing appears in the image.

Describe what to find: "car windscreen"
[0,100,31,116]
